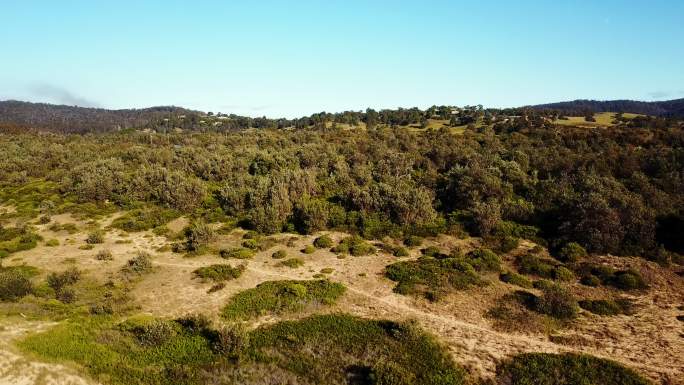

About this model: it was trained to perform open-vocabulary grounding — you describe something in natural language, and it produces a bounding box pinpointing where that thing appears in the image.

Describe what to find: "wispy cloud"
[28,83,99,107]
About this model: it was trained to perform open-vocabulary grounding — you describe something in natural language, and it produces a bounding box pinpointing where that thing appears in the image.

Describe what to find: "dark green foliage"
[516,254,558,278]
[421,246,441,257]
[385,257,484,298]
[499,271,533,288]
[313,234,333,248]
[332,236,375,256]
[393,246,409,257]
[557,242,587,262]
[193,264,245,282]
[533,284,578,320]
[579,298,634,316]
[111,207,179,232]
[575,263,648,291]
[465,248,501,272]
[0,225,41,258]
[222,280,346,319]
[497,353,650,385]
[553,266,575,282]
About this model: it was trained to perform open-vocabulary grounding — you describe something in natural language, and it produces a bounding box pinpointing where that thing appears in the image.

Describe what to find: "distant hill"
[0,100,196,133]
[530,98,684,118]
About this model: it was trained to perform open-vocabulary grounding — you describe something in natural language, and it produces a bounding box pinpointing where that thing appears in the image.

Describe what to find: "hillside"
[0,100,196,133]
[531,98,684,117]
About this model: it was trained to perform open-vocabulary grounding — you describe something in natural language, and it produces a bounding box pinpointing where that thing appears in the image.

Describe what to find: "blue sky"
[1,1,683,117]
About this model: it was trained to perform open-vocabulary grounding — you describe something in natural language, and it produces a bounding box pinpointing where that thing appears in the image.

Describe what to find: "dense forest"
[2,107,683,263]
[532,98,684,118]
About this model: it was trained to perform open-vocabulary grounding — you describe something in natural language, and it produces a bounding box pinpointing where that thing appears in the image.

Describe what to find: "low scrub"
[121,251,153,276]
[111,206,179,232]
[193,264,245,282]
[576,263,648,291]
[278,258,304,268]
[499,271,533,288]
[313,234,333,248]
[579,298,634,316]
[385,257,484,299]
[0,225,41,258]
[332,236,375,256]
[219,247,255,259]
[0,267,34,301]
[222,280,345,320]
[497,353,650,385]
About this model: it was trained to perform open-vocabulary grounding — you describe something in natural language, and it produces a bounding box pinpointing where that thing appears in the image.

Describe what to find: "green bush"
[86,230,104,244]
[580,274,601,287]
[271,249,287,259]
[47,267,81,294]
[579,298,634,316]
[0,269,33,301]
[421,246,441,257]
[466,248,501,272]
[279,258,304,268]
[222,280,345,319]
[313,234,333,248]
[111,207,179,232]
[499,271,533,288]
[241,238,258,249]
[557,242,587,262]
[302,244,316,254]
[219,247,255,259]
[611,270,648,290]
[553,266,575,282]
[497,353,650,385]
[184,222,216,252]
[393,246,409,257]
[533,284,578,320]
[576,264,648,291]
[45,239,59,247]
[333,236,375,256]
[385,257,483,298]
[193,264,245,282]
[516,254,558,278]
[122,252,153,275]
[404,236,423,247]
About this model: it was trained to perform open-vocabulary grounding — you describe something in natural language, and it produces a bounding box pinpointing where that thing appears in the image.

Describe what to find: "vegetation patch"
[579,298,634,316]
[499,271,533,288]
[271,249,287,259]
[496,352,651,385]
[0,264,36,301]
[313,234,333,248]
[0,225,41,258]
[219,247,255,259]
[576,263,648,291]
[278,257,304,268]
[222,280,345,320]
[193,264,245,282]
[332,236,375,256]
[111,206,179,233]
[385,257,484,299]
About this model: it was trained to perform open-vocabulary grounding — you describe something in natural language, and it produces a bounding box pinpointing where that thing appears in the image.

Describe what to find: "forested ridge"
[2,108,683,263]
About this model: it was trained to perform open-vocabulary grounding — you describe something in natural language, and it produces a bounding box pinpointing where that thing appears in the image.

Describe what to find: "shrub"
[45,239,59,247]
[421,246,441,258]
[385,257,484,298]
[580,274,601,287]
[111,207,179,232]
[557,242,587,262]
[86,230,104,244]
[466,248,501,272]
[47,267,81,293]
[393,246,409,257]
[302,245,316,254]
[497,353,650,385]
[271,249,288,259]
[553,266,575,282]
[56,287,76,303]
[122,252,153,275]
[404,236,423,247]
[193,264,245,282]
[241,239,258,249]
[333,236,375,256]
[516,254,557,278]
[320,268,334,274]
[212,323,250,358]
[184,222,216,252]
[95,249,113,261]
[499,271,533,288]
[279,258,304,268]
[0,269,33,301]
[533,284,578,320]
[313,235,333,249]
[579,298,634,316]
[610,270,647,290]
[222,280,346,319]
[220,247,255,259]
[125,319,178,346]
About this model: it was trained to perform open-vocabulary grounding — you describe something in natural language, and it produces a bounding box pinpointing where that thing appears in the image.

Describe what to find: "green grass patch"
[222,280,345,320]
[278,258,304,268]
[111,207,179,233]
[0,225,42,258]
[499,271,533,288]
[497,352,650,385]
[219,247,255,259]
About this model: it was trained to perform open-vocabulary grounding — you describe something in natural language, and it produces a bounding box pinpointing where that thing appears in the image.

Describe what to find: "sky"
[1,0,683,118]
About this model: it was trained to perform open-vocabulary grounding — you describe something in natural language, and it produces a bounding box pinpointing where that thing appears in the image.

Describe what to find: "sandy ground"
[1,213,683,385]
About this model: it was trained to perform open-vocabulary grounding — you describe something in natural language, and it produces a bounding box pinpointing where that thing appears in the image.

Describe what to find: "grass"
[193,264,245,282]
[20,313,466,385]
[499,271,533,288]
[385,257,484,299]
[219,247,255,259]
[222,280,345,320]
[497,352,651,385]
[0,225,42,258]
